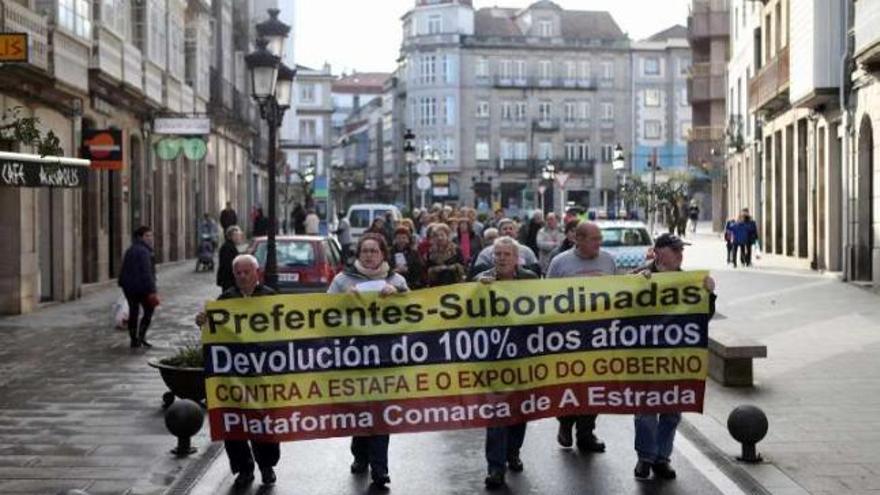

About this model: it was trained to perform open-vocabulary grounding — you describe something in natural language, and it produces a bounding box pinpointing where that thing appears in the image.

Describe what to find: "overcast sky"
[292,0,691,74]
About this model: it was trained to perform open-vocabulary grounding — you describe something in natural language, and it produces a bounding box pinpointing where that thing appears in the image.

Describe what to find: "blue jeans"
[485,423,527,472]
[351,435,389,474]
[634,413,681,464]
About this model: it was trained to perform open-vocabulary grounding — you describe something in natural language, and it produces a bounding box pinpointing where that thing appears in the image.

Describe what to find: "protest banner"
[202,271,710,442]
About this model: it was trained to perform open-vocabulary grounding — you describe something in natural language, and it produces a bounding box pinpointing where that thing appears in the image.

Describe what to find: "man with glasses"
[546,221,617,453]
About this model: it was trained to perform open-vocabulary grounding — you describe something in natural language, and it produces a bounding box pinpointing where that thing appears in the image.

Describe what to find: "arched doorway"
[854,115,874,282]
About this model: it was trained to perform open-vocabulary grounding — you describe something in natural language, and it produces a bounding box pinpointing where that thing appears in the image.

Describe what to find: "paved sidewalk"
[681,226,880,494]
[0,262,221,495]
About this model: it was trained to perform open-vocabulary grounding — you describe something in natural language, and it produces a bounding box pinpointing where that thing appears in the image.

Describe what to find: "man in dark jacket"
[220,202,238,232]
[216,226,242,293]
[118,226,157,348]
[476,236,537,489]
[197,254,280,489]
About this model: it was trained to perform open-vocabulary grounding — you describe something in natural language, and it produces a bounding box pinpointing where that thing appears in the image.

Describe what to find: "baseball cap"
[654,233,691,250]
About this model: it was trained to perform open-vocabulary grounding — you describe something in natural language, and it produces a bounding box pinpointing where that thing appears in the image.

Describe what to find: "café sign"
[0,151,89,188]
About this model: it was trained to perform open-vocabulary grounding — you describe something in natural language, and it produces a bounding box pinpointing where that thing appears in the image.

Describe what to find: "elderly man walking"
[196,254,280,489]
[476,237,537,489]
[546,221,618,453]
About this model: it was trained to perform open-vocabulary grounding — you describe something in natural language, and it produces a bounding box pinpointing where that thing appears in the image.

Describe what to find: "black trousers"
[741,243,753,266]
[224,440,280,474]
[124,292,154,343]
[557,414,597,442]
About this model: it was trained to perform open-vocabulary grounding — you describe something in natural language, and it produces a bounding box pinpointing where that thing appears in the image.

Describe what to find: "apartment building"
[400,0,632,214]
[0,0,260,314]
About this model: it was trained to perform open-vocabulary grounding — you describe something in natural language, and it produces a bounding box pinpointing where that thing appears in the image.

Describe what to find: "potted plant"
[148,337,206,408]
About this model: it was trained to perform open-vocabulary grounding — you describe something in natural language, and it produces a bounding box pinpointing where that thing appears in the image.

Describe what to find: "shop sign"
[82,129,123,170]
[0,152,88,188]
[153,117,211,135]
[432,173,449,197]
[0,33,28,63]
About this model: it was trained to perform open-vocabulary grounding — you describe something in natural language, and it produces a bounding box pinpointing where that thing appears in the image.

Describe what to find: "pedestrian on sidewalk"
[327,233,409,488]
[216,225,243,293]
[220,201,238,232]
[118,226,158,348]
[632,233,716,481]
[305,208,320,235]
[476,237,536,489]
[196,254,280,489]
[741,208,759,267]
[252,207,270,237]
[724,217,737,265]
[546,222,617,454]
[729,214,750,268]
[688,199,700,234]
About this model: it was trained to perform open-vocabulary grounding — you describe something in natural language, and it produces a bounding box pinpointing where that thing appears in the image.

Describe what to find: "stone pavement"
[680,225,880,494]
[0,261,221,495]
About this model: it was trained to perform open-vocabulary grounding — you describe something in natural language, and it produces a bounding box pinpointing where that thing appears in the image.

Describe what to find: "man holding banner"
[197,254,280,489]
[546,221,618,453]
[632,233,716,481]
[476,237,538,489]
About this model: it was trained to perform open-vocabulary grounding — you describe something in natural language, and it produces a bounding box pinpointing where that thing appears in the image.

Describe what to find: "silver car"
[597,221,653,270]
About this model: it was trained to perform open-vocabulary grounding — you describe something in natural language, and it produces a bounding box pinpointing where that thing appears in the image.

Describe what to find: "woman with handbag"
[118,226,159,348]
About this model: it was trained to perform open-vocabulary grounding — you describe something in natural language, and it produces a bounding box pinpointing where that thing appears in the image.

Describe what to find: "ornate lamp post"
[246,8,292,289]
[541,160,556,214]
[403,129,416,213]
[612,143,626,217]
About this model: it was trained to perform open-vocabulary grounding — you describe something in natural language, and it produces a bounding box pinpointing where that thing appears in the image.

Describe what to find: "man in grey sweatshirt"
[546,221,618,453]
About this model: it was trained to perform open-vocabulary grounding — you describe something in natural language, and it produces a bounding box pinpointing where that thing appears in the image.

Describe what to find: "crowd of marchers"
[121,201,716,492]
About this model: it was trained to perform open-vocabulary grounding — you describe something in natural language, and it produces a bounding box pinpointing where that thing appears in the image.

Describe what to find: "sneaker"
[576,434,606,453]
[260,467,276,485]
[507,455,524,473]
[556,423,573,448]
[652,462,677,480]
[634,460,652,480]
[484,470,505,489]
[350,459,368,474]
[371,470,390,487]
[232,471,255,489]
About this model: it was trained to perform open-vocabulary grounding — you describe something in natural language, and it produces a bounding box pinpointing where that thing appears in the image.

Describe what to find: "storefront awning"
[0,151,89,188]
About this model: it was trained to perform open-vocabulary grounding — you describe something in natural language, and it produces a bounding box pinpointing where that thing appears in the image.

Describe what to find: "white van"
[346,204,402,241]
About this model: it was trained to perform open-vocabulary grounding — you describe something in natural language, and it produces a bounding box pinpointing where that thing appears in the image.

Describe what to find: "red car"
[250,235,346,293]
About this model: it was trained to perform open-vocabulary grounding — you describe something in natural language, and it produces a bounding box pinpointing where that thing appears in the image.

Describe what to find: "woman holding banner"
[632,233,716,481]
[476,237,538,489]
[327,233,409,488]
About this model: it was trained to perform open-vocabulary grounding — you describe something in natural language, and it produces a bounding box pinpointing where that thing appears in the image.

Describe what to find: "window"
[578,143,590,160]
[442,55,456,84]
[601,144,614,162]
[514,142,528,159]
[476,57,489,78]
[514,102,527,121]
[644,58,660,76]
[602,103,614,120]
[169,17,184,78]
[644,89,661,107]
[500,59,513,78]
[476,100,490,118]
[60,0,91,38]
[299,120,317,141]
[514,60,526,79]
[644,120,662,139]
[539,20,553,37]
[539,60,552,80]
[579,61,591,80]
[679,58,692,76]
[299,84,316,103]
[578,101,591,120]
[475,141,490,160]
[420,97,437,126]
[564,102,576,123]
[602,61,614,80]
[420,55,436,84]
[427,14,443,34]
[445,96,456,126]
[501,101,513,121]
[102,0,127,35]
[443,137,455,160]
[150,0,167,67]
[564,142,577,161]
[565,61,577,80]
[539,142,553,159]
[538,101,552,122]
[501,140,514,159]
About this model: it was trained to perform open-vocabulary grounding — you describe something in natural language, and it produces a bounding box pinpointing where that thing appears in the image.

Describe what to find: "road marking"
[675,433,747,495]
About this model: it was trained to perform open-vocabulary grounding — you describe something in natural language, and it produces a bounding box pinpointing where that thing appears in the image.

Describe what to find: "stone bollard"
[727,404,768,463]
[164,398,205,457]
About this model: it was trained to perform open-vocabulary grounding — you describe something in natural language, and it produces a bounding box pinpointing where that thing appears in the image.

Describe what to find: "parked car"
[597,221,653,270]
[250,235,345,293]
[346,203,402,241]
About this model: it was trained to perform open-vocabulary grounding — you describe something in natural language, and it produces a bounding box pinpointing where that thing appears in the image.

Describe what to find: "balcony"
[855,0,880,71]
[281,136,325,149]
[497,158,532,172]
[181,83,195,113]
[687,0,729,41]
[558,159,595,174]
[686,126,725,142]
[92,25,123,82]
[532,119,560,132]
[493,76,529,88]
[748,45,790,115]
[210,67,234,111]
[687,65,726,103]
[122,43,143,92]
[0,0,49,72]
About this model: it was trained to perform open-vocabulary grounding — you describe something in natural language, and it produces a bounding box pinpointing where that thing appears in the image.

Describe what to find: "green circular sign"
[182,138,208,161]
[155,138,183,161]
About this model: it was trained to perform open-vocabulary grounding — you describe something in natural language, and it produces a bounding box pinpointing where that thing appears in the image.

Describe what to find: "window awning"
[0,151,89,188]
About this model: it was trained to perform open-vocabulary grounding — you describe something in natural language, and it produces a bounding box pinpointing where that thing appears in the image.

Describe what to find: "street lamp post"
[246,8,292,290]
[612,143,625,217]
[403,129,416,213]
[541,161,556,214]
[420,145,440,209]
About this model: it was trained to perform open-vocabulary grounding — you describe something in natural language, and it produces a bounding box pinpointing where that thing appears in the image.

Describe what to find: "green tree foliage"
[0,106,63,156]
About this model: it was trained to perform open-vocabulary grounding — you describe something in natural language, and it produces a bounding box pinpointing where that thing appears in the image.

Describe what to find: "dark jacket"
[633,262,716,318]
[476,266,538,281]
[392,246,426,290]
[219,283,276,300]
[253,215,270,237]
[743,217,759,245]
[425,248,466,287]
[216,240,239,291]
[219,208,238,231]
[118,239,156,296]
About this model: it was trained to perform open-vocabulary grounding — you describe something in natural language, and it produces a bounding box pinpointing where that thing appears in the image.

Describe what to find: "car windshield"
[254,241,316,267]
[350,210,370,228]
[601,228,651,247]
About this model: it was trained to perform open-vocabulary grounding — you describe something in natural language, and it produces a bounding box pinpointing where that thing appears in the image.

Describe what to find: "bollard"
[727,404,768,463]
[164,398,205,457]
